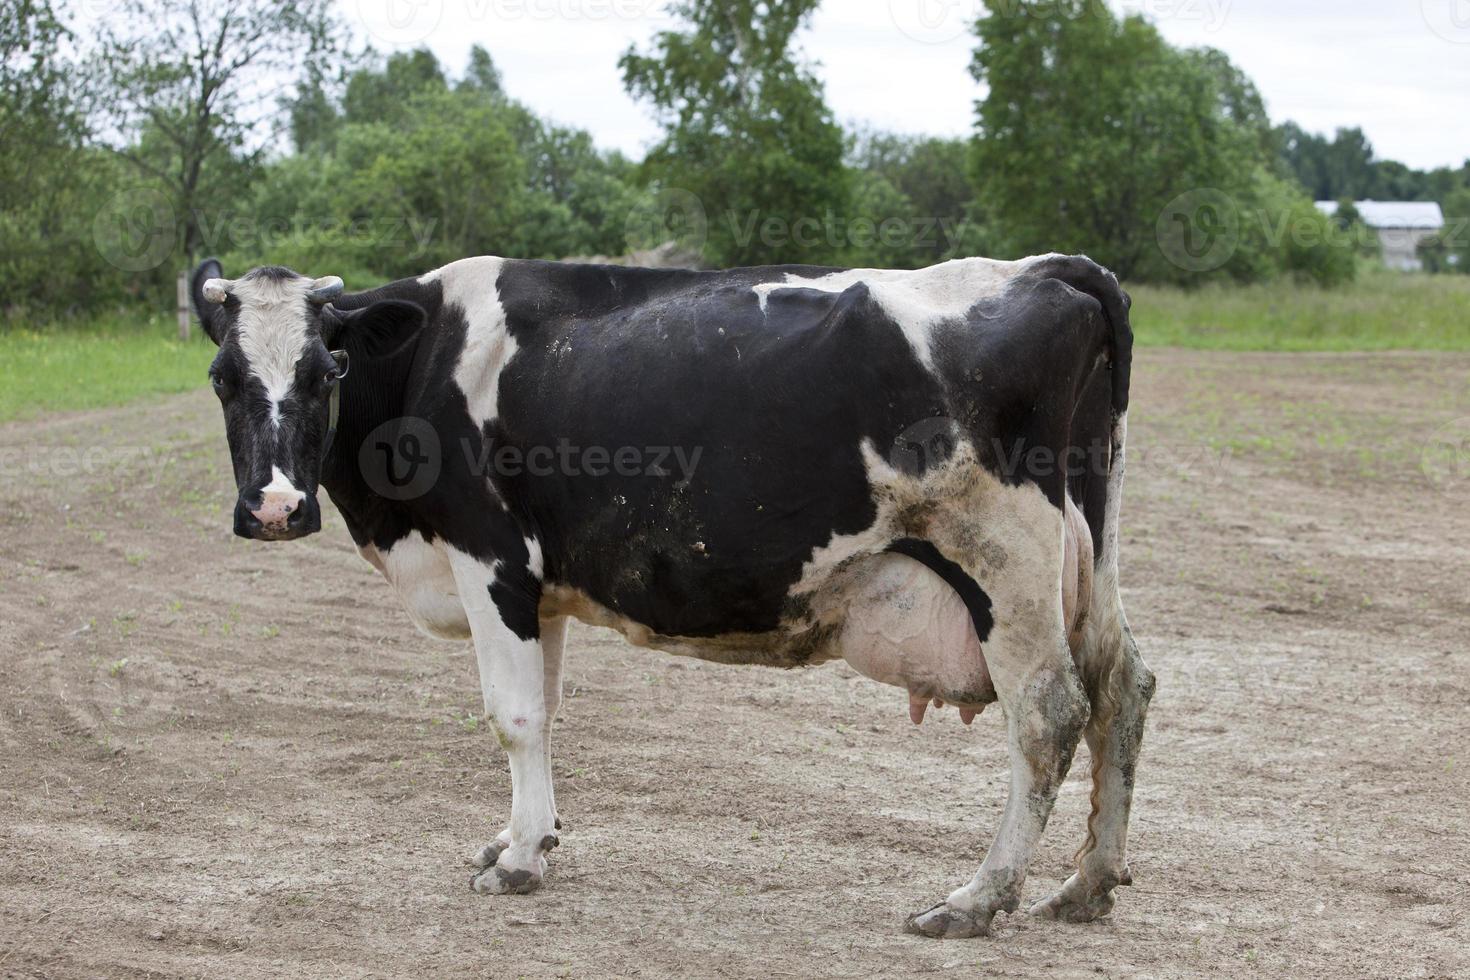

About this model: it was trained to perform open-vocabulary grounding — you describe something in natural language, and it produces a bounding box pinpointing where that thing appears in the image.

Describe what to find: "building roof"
[1314,200,1445,230]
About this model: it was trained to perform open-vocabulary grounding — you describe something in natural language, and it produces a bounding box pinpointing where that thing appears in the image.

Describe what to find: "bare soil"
[1,349,1467,979]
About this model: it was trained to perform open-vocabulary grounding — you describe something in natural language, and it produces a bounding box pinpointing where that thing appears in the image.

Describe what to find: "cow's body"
[193,252,1155,938]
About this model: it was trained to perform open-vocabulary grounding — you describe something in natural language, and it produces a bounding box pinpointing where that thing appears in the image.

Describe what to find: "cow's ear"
[323,300,427,359]
[190,258,227,345]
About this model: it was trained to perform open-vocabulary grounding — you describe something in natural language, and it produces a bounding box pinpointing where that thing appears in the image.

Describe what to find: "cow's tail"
[1031,256,1144,871]
[1021,255,1137,863]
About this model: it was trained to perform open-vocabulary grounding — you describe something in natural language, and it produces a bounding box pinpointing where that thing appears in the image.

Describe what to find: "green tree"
[0,0,141,314]
[969,0,1352,285]
[969,0,1264,280]
[849,129,981,265]
[620,0,850,266]
[95,0,339,266]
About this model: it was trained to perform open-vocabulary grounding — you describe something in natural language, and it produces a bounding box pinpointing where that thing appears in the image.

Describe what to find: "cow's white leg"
[907,509,1090,939]
[470,615,567,872]
[447,549,559,896]
[1031,610,1155,922]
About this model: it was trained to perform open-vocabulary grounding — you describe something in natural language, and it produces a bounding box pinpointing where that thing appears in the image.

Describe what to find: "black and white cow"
[191,252,1155,938]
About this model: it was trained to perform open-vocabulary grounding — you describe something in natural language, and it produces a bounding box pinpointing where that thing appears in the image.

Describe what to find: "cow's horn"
[201,278,234,304]
[307,276,344,304]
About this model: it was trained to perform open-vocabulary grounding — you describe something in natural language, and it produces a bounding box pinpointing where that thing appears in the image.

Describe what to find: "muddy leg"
[907,656,1089,938]
[1032,621,1154,922]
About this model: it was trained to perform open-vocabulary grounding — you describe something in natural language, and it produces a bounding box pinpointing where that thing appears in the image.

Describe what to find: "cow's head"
[192,260,423,541]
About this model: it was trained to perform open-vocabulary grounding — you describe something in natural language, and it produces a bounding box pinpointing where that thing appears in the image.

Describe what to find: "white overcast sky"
[225,1,1470,171]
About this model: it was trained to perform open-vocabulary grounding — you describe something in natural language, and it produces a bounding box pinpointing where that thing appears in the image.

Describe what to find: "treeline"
[3,0,1469,322]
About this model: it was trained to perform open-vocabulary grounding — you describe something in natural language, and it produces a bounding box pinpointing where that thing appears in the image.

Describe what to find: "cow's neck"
[318,278,440,550]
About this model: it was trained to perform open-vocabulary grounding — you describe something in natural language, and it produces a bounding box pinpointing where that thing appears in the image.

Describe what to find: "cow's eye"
[210,373,227,395]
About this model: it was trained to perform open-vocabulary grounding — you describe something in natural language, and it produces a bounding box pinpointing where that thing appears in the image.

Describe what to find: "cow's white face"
[194,265,347,540]
[193,261,430,541]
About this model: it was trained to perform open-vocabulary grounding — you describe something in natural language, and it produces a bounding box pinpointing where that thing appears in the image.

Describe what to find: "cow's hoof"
[905,902,992,939]
[470,860,545,895]
[1030,873,1117,923]
[469,839,509,870]
[468,817,560,870]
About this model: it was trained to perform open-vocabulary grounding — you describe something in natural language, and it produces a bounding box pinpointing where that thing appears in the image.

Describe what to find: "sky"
[345,1,1468,171]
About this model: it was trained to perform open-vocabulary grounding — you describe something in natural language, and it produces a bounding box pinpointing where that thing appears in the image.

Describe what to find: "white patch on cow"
[524,536,543,580]
[368,532,470,640]
[260,465,303,498]
[445,545,558,887]
[791,438,1067,687]
[422,257,515,428]
[230,273,315,426]
[751,255,1057,369]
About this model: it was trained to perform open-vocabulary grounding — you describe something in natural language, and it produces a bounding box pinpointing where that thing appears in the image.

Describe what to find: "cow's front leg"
[470,615,567,873]
[447,549,559,896]
[908,654,1089,938]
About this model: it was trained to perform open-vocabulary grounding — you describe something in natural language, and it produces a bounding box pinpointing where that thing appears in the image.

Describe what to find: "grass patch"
[0,314,214,423]
[1129,268,1470,351]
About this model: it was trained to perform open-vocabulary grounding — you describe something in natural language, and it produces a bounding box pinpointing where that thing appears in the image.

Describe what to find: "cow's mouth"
[233,493,322,541]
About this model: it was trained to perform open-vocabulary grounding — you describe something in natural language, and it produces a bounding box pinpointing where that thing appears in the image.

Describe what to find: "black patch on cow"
[886,538,996,643]
[488,564,543,641]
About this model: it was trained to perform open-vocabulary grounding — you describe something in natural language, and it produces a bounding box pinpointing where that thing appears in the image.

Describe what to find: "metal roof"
[1314,200,1445,230]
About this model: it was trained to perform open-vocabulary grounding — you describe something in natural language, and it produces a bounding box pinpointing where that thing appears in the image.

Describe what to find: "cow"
[190,252,1155,939]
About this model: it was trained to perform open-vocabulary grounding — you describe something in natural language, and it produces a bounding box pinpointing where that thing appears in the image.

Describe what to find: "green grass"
[1129,268,1470,351]
[0,314,214,423]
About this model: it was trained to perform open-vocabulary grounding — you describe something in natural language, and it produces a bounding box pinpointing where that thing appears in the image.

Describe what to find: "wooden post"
[176,271,191,342]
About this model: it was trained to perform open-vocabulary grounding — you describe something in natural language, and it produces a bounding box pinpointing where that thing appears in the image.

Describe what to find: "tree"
[0,0,126,313]
[968,0,1352,285]
[849,129,980,265]
[94,0,339,265]
[970,1,1266,280]
[620,0,850,266]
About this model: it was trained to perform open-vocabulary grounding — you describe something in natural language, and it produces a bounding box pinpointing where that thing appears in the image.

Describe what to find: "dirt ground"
[1,349,1467,979]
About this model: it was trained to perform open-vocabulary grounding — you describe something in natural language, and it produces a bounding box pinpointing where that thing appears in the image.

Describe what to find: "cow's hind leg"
[447,548,560,896]
[470,615,567,872]
[1031,604,1154,923]
[907,509,1090,939]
